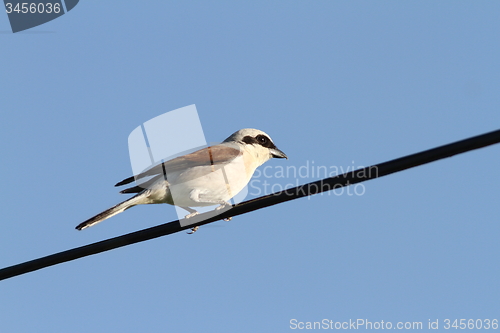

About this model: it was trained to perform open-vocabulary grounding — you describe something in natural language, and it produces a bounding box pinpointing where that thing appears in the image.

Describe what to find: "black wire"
[1,129,499,281]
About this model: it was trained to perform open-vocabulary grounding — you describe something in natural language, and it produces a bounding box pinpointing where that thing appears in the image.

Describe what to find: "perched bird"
[76,128,287,232]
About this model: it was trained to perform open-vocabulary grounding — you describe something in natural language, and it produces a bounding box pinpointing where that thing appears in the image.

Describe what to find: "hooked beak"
[270,147,288,159]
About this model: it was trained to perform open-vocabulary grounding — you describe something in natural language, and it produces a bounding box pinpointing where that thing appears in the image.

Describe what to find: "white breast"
[165,154,257,207]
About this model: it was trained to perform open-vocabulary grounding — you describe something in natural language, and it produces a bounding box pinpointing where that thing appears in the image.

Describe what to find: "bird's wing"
[115,144,242,187]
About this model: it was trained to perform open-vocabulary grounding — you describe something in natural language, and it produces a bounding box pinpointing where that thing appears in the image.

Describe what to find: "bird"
[75,128,288,232]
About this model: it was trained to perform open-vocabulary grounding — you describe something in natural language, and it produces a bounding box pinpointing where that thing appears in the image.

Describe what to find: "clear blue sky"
[1,2,499,332]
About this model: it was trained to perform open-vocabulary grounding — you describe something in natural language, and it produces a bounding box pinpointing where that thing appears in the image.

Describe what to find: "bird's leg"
[214,200,232,210]
[181,206,199,219]
[180,206,200,234]
[188,191,234,223]
[212,201,233,221]
[206,199,233,221]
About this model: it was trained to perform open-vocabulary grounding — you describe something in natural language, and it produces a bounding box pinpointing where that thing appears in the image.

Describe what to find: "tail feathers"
[120,186,143,194]
[76,192,149,230]
[115,176,135,187]
[119,176,164,194]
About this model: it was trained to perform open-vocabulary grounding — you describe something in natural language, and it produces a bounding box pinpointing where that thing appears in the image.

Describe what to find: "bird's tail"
[76,191,150,230]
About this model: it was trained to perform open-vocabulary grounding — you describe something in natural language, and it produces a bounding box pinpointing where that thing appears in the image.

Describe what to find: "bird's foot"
[184,211,199,219]
[214,202,232,221]
[215,201,231,211]
[187,226,199,234]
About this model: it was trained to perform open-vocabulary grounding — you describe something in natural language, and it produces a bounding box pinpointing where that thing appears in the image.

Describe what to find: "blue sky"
[1,1,499,332]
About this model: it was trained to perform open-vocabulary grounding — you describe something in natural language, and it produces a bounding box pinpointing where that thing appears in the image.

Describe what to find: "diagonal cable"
[0,129,499,281]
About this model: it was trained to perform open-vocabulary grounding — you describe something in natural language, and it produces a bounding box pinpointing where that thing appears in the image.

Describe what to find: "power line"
[1,129,499,281]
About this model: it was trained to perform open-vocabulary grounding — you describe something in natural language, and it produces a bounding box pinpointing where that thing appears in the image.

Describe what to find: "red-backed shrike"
[76,128,287,232]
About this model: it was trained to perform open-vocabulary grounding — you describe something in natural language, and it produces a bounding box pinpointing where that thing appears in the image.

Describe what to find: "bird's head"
[224,128,288,163]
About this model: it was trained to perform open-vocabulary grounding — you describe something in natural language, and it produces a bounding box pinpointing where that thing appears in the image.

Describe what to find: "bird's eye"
[257,135,268,144]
